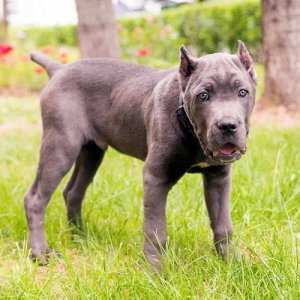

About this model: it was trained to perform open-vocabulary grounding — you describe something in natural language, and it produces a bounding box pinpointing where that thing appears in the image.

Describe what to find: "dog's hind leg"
[24,129,82,264]
[63,141,105,230]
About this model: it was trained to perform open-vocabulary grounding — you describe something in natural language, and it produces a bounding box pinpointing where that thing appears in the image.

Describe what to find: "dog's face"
[178,41,257,163]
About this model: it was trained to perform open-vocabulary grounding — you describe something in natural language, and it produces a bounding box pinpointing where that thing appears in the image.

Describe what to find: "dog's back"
[33,53,177,159]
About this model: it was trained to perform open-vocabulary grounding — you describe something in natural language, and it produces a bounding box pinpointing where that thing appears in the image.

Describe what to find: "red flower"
[58,48,69,64]
[0,44,14,56]
[35,66,45,74]
[42,46,55,55]
[137,47,150,57]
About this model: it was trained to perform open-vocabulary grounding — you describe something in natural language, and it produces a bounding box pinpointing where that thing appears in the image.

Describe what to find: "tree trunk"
[75,0,119,59]
[261,0,300,109]
[0,0,8,41]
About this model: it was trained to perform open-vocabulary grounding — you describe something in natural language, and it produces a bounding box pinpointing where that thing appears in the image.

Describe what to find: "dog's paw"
[215,240,240,262]
[143,248,163,274]
[30,248,62,266]
[147,256,162,274]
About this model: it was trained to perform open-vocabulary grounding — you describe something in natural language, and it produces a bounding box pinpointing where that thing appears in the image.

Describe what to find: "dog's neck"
[176,92,197,138]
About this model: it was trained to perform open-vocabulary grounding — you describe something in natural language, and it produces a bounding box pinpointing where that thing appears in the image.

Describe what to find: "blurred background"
[0,0,299,109]
[0,0,262,93]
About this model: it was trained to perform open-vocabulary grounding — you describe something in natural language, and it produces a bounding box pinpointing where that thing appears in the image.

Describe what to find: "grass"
[0,96,300,299]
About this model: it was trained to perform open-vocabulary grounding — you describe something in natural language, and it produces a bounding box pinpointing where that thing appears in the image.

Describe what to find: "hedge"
[18,0,261,63]
[120,0,261,62]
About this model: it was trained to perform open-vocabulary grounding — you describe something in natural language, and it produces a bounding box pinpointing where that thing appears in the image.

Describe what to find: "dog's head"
[178,41,257,163]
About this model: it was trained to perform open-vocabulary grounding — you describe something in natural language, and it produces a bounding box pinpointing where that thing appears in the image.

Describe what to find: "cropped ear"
[237,40,257,85]
[179,45,197,91]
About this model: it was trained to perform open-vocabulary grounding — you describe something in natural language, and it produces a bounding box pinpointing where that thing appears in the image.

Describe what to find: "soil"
[0,87,39,98]
[252,103,300,128]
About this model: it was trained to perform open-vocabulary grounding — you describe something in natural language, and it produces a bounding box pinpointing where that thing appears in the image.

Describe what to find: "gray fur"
[30,51,62,78]
[24,42,256,270]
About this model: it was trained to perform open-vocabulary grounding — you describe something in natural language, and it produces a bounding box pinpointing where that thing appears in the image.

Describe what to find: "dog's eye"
[198,92,210,101]
[238,89,248,97]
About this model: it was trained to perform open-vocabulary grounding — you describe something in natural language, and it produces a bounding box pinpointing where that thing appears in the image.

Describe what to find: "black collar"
[176,93,197,138]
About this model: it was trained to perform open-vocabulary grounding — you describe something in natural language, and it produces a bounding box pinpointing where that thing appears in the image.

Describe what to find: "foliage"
[10,0,260,62]
[0,97,300,298]
[23,26,78,48]
[121,0,261,61]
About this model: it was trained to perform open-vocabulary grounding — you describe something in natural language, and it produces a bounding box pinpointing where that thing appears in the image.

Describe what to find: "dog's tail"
[30,51,62,78]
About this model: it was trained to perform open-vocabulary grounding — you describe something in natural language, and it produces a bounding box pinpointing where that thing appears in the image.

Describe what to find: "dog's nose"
[216,121,238,134]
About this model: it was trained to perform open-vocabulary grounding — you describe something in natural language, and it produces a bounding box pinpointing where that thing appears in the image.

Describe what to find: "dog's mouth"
[210,143,246,163]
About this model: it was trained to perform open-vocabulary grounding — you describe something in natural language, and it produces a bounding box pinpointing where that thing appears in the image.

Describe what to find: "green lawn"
[0,96,299,299]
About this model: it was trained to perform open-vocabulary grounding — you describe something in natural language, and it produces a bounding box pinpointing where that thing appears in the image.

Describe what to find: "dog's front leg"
[202,165,235,260]
[142,162,174,272]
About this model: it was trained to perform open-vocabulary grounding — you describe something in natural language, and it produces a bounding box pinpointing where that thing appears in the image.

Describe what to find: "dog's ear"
[179,45,197,91]
[237,40,257,85]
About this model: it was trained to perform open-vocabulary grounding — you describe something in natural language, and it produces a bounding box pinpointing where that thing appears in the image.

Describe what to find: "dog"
[24,41,256,271]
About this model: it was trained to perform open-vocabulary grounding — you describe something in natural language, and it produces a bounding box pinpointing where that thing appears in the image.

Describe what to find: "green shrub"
[12,0,260,63]
[23,25,78,47]
[120,0,261,62]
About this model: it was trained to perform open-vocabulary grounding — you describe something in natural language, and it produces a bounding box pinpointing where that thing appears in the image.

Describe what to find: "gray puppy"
[25,41,256,271]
